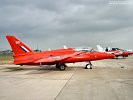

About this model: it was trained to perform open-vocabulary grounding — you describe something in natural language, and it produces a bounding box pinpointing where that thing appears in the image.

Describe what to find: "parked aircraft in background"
[6,36,115,71]
[64,46,95,52]
[97,45,133,58]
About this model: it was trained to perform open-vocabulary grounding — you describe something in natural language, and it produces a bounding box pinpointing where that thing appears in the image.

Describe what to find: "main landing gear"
[85,61,92,69]
[56,62,67,71]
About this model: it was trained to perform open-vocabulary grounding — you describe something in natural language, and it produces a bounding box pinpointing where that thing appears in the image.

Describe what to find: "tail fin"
[6,35,34,56]
[97,45,104,52]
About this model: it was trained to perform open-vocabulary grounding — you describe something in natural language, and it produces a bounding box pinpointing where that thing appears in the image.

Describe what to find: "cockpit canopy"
[112,48,126,51]
[74,46,95,52]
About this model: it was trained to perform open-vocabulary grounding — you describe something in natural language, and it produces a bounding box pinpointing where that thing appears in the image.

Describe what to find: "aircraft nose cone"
[105,53,115,59]
[98,52,115,59]
[93,52,115,60]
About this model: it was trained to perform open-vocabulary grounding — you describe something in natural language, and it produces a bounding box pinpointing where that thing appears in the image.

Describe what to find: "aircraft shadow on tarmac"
[4,65,74,74]
[4,66,58,72]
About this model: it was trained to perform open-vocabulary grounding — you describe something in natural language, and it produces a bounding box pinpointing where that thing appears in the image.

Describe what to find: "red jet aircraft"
[97,45,133,58]
[6,36,115,71]
[110,48,133,58]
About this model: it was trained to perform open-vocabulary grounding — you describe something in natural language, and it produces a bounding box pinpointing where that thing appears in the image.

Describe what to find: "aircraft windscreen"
[112,48,126,51]
[74,46,95,52]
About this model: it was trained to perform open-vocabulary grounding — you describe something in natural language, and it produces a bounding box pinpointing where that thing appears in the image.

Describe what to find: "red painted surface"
[109,50,133,57]
[6,36,115,66]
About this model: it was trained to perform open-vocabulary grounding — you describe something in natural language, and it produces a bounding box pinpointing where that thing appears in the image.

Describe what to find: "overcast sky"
[0,0,133,51]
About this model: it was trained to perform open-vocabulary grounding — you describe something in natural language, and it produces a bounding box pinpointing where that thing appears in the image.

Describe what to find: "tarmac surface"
[0,56,133,100]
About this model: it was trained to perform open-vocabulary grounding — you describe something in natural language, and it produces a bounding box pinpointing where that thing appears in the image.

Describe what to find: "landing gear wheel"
[115,55,118,59]
[85,64,92,69]
[59,64,66,71]
[55,63,60,69]
[56,62,66,71]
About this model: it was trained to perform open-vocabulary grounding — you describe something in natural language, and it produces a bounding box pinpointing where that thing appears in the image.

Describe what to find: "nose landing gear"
[85,61,92,69]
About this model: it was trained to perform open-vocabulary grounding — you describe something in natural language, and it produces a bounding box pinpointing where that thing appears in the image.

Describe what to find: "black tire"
[115,55,118,58]
[59,65,66,71]
[85,64,89,69]
[55,63,60,69]
[85,64,92,69]
[84,67,88,69]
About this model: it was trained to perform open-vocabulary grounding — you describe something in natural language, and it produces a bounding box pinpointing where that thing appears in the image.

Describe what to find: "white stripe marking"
[21,46,30,52]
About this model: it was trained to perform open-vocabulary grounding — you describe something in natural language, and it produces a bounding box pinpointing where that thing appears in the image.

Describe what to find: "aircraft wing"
[34,52,81,63]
